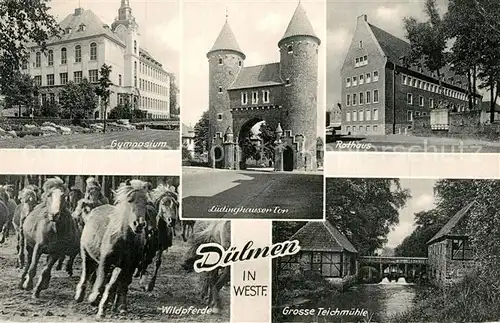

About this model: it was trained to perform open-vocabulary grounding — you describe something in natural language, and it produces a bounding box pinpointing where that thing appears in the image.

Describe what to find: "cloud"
[256,13,286,33]
[149,16,180,52]
[412,193,434,210]
[327,28,351,54]
[375,5,403,22]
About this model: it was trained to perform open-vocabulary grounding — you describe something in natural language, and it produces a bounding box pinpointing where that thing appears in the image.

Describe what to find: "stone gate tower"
[206,18,245,167]
[278,3,320,171]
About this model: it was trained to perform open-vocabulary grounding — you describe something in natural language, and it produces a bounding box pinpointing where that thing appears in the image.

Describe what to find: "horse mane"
[184,221,230,269]
[86,177,100,188]
[41,177,66,200]
[19,187,37,203]
[149,184,178,213]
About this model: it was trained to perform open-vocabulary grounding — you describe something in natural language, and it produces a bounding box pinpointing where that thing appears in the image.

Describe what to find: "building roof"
[427,201,475,245]
[367,21,467,88]
[181,123,194,138]
[207,20,245,58]
[279,2,320,47]
[228,63,283,90]
[291,221,357,253]
[45,8,124,46]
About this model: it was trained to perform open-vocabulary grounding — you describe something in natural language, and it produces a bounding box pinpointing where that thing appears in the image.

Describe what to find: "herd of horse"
[0,177,231,319]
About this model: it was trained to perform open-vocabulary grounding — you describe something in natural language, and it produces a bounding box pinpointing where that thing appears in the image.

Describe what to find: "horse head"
[67,187,83,210]
[42,177,69,222]
[3,184,16,200]
[0,186,9,204]
[26,184,41,201]
[113,179,151,233]
[157,192,179,229]
[20,188,38,211]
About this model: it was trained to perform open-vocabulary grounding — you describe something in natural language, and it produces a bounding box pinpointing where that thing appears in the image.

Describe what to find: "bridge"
[358,256,428,282]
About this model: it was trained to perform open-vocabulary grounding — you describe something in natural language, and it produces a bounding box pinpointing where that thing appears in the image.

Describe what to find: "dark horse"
[182,221,231,314]
[1,184,17,240]
[19,177,79,298]
[67,186,84,213]
[0,187,10,244]
[75,179,150,318]
[136,184,179,292]
[12,187,38,267]
[181,220,196,242]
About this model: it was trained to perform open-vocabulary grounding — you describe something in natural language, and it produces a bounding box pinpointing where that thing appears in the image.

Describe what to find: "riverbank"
[389,268,500,323]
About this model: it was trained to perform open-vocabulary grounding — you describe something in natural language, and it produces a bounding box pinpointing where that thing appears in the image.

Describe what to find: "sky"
[326,0,450,108]
[385,178,437,248]
[46,0,180,78]
[181,0,326,136]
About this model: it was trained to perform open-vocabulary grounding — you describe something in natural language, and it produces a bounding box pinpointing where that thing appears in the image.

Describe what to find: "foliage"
[259,123,277,160]
[59,79,97,119]
[169,74,179,116]
[0,0,60,91]
[272,221,307,244]
[326,178,411,255]
[193,111,209,155]
[95,64,113,132]
[0,71,39,114]
[40,100,60,118]
[109,102,133,120]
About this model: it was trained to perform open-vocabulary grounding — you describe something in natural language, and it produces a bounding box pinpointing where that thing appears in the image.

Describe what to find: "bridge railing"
[359,256,428,265]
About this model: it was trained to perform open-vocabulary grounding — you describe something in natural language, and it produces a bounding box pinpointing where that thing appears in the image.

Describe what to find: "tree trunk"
[467,69,473,111]
[473,65,477,107]
[490,78,495,124]
[103,100,108,134]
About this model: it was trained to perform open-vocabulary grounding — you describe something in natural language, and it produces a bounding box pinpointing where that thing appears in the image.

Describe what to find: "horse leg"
[88,255,109,305]
[19,244,33,289]
[211,267,230,314]
[33,253,58,298]
[146,249,163,292]
[23,243,42,291]
[0,223,7,244]
[18,218,26,268]
[182,223,187,242]
[96,267,122,319]
[75,249,96,302]
[66,253,76,277]
[15,230,21,268]
[55,255,65,271]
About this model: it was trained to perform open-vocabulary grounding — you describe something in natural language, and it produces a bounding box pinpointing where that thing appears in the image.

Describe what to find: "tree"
[109,102,133,120]
[59,79,97,119]
[403,0,447,92]
[258,123,277,161]
[326,178,411,255]
[0,0,60,91]
[1,71,39,116]
[95,64,113,133]
[169,74,179,116]
[193,111,209,155]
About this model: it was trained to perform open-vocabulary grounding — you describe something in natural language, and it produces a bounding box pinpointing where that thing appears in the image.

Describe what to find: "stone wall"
[428,239,476,288]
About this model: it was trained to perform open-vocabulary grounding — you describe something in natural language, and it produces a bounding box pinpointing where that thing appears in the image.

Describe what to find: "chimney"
[358,14,367,23]
[74,8,84,15]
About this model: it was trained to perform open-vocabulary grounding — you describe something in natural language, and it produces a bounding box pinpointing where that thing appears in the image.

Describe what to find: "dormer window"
[218,58,223,65]
[262,90,270,103]
[241,92,248,105]
[287,45,293,54]
[252,91,258,104]
[238,60,242,67]
[65,27,72,34]
[359,41,363,49]
[218,86,222,93]
[78,23,86,31]
[285,78,291,86]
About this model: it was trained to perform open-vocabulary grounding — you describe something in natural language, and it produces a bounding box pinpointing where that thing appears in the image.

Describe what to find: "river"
[278,278,425,323]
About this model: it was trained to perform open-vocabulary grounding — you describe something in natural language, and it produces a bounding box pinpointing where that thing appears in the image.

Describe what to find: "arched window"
[75,45,81,63]
[47,50,53,66]
[134,40,137,54]
[134,61,137,75]
[35,52,41,68]
[61,48,67,64]
[90,42,97,60]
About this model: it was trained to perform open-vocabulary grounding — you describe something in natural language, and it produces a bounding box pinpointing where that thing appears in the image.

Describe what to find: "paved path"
[327,135,500,153]
[182,168,323,220]
[0,129,179,149]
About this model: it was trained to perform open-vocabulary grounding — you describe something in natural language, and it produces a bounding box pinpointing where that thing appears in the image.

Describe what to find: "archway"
[283,146,294,171]
[213,146,223,169]
[238,118,264,170]
[94,110,100,119]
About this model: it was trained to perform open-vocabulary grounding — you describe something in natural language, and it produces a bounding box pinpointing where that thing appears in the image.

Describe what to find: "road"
[0,130,179,149]
[182,167,324,220]
[327,135,500,153]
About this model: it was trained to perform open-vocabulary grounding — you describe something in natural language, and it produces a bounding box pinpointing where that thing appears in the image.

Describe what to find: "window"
[285,78,290,86]
[47,50,53,66]
[373,108,379,120]
[241,92,248,105]
[425,82,429,91]
[417,80,421,88]
[89,69,98,83]
[119,74,122,86]
[412,78,416,87]
[352,93,357,105]
[90,42,97,60]
[430,98,434,109]
[373,90,379,103]
[46,74,54,86]
[346,94,351,106]
[419,96,424,106]
[74,71,82,83]
[407,93,413,104]
[134,76,137,87]
[218,58,223,65]
[359,74,364,85]
[218,86,222,93]
[35,52,41,68]
[60,48,67,64]
[60,73,68,85]
[373,125,378,132]
[355,57,359,67]
[346,77,351,87]
[34,75,41,86]
[359,110,364,121]
[262,90,270,103]
[346,112,351,122]
[217,113,223,121]
[366,91,371,104]
[49,93,55,104]
[402,74,407,85]
[415,111,421,117]
[352,76,357,86]
[359,92,364,105]
[366,72,371,83]
[252,91,258,104]
[359,40,363,49]
[353,110,357,121]
[134,40,137,54]
[287,45,293,54]
[363,55,368,65]
[238,60,242,67]
[366,109,371,120]
[407,110,413,121]
[75,45,81,63]
[78,23,86,31]
[373,70,379,81]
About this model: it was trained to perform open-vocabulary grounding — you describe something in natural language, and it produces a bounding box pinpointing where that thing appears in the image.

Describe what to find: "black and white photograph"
[272,177,500,322]
[0,0,180,149]
[326,0,500,153]
[181,0,325,220]
[0,174,230,322]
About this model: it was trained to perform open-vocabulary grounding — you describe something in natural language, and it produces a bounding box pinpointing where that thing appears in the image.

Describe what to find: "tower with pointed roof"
[206,2,320,171]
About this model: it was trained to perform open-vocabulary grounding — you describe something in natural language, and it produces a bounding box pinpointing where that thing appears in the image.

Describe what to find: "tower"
[279,2,320,170]
[206,17,245,166]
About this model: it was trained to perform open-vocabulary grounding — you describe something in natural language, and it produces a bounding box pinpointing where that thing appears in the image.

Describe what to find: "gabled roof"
[45,8,124,46]
[207,20,245,59]
[427,201,475,245]
[228,63,283,90]
[367,21,467,88]
[291,221,357,253]
[279,2,320,47]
